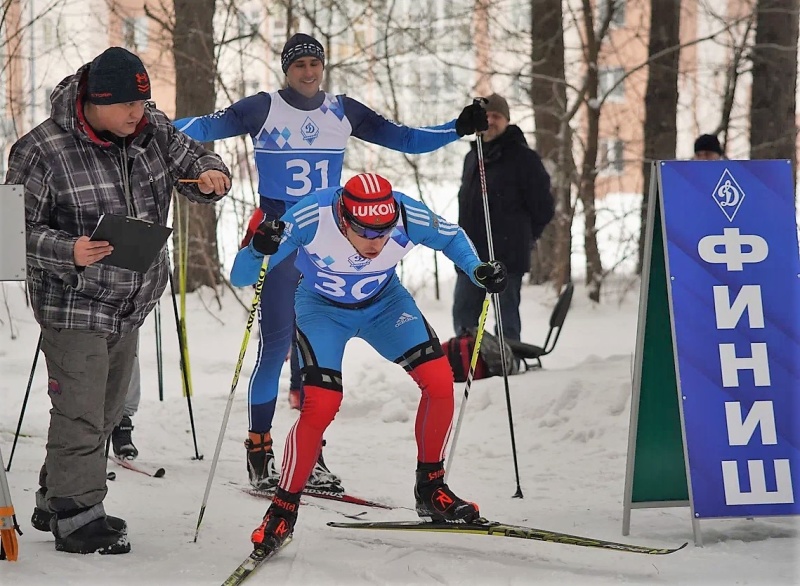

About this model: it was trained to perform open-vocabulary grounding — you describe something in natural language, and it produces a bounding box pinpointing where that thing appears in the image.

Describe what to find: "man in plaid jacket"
[5,47,231,555]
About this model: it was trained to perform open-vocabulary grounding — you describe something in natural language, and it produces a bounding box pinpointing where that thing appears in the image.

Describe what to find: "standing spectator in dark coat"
[5,47,231,555]
[452,94,554,342]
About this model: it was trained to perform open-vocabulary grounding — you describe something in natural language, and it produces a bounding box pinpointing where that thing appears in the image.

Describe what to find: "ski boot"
[245,431,280,491]
[305,443,343,493]
[414,461,480,523]
[251,487,300,552]
[111,415,138,460]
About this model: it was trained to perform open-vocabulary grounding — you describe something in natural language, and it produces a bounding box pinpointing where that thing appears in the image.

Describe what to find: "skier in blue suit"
[230,172,508,553]
[174,33,488,491]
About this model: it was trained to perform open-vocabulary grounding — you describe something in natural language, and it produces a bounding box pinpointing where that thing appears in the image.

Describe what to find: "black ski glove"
[251,219,285,256]
[474,261,508,294]
[455,102,489,137]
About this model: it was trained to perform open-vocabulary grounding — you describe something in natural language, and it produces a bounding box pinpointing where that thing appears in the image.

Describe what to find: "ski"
[327,517,688,556]
[244,485,396,510]
[240,487,367,520]
[221,538,292,586]
[108,456,166,478]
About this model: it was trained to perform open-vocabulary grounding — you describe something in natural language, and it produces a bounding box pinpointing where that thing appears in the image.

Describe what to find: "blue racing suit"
[178,87,461,432]
[231,188,483,489]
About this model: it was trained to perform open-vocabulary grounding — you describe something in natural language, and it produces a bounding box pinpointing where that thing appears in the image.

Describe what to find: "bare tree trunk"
[579,0,603,302]
[749,0,799,178]
[637,1,682,275]
[473,0,492,95]
[172,0,221,291]
[529,0,573,288]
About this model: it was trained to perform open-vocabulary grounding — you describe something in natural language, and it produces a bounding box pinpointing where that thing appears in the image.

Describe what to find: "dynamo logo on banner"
[659,160,800,519]
[711,169,746,221]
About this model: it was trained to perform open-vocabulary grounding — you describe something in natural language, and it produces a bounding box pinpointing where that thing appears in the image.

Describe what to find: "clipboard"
[90,214,173,273]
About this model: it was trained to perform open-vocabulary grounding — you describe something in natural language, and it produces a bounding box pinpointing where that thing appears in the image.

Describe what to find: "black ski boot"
[305,442,343,493]
[251,487,300,552]
[32,488,127,534]
[414,461,480,523]
[245,431,279,491]
[112,415,138,460]
[52,509,130,555]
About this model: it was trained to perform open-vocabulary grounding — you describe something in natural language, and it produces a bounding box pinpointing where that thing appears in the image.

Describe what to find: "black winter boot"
[32,489,127,534]
[52,509,130,555]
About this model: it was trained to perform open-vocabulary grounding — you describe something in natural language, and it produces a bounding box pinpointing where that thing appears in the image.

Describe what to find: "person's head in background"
[482,93,510,142]
[693,134,723,161]
[281,33,325,98]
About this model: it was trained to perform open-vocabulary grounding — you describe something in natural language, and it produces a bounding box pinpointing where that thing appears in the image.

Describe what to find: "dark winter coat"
[457,124,554,274]
[6,64,230,334]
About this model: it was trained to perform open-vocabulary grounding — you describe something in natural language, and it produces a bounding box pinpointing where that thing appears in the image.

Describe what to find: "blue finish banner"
[658,160,800,519]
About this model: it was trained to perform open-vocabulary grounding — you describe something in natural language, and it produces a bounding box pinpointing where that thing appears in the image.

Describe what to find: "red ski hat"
[340,173,399,230]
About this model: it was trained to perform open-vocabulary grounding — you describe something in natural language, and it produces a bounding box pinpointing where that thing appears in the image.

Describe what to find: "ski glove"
[252,219,285,256]
[474,261,508,294]
[455,102,489,137]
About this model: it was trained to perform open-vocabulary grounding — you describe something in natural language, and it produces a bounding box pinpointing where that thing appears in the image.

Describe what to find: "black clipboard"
[90,214,173,273]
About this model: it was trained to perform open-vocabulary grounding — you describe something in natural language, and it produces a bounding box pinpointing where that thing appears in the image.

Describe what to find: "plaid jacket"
[6,64,230,335]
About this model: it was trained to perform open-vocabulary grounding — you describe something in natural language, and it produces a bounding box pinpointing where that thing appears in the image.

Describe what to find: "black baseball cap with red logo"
[340,173,400,239]
[87,47,151,105]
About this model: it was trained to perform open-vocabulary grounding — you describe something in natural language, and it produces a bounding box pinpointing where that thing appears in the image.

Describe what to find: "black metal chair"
[506,282,574,370]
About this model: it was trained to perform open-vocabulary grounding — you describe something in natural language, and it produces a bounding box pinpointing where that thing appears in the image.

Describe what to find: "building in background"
[0,0,786,199]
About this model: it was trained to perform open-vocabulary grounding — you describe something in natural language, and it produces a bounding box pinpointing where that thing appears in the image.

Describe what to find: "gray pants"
[38,326,139,520]
[123,341,141,418]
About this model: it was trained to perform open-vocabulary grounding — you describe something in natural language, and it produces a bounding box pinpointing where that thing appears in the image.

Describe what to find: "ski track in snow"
[0,280,797,585]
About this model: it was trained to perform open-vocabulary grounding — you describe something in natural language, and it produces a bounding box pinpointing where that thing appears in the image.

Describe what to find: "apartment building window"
[598,0,626,27]
[42,18,55,48]
[599,139,624,175]
[599,66,625,102]
[123,17,148,52]
[460,21,472,49]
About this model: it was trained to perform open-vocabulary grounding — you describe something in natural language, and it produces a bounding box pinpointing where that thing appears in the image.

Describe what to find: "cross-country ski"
[327,518,688,555]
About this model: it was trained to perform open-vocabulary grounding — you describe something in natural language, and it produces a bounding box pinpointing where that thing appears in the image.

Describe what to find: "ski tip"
[154,468,166,478]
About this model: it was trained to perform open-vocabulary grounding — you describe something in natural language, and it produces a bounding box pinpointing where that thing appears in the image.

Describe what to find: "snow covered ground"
[0,277,797,585]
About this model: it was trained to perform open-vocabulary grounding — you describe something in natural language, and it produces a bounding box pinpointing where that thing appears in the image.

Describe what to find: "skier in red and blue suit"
[230,172,508,553]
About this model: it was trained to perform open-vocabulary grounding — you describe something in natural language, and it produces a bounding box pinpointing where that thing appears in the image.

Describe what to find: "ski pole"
[445,295,491,483]
[194,258,268,543]
[174,196,195,400]
[7,333,42,472]
[155,300,164,401]
[167,267,203,461]
[473,100,524,498]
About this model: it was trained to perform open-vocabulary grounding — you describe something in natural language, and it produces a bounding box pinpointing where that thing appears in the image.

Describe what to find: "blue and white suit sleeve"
[399,194,483,286]
[343,96,459,154]
[173,93,272,141]
[229,195,317,287]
